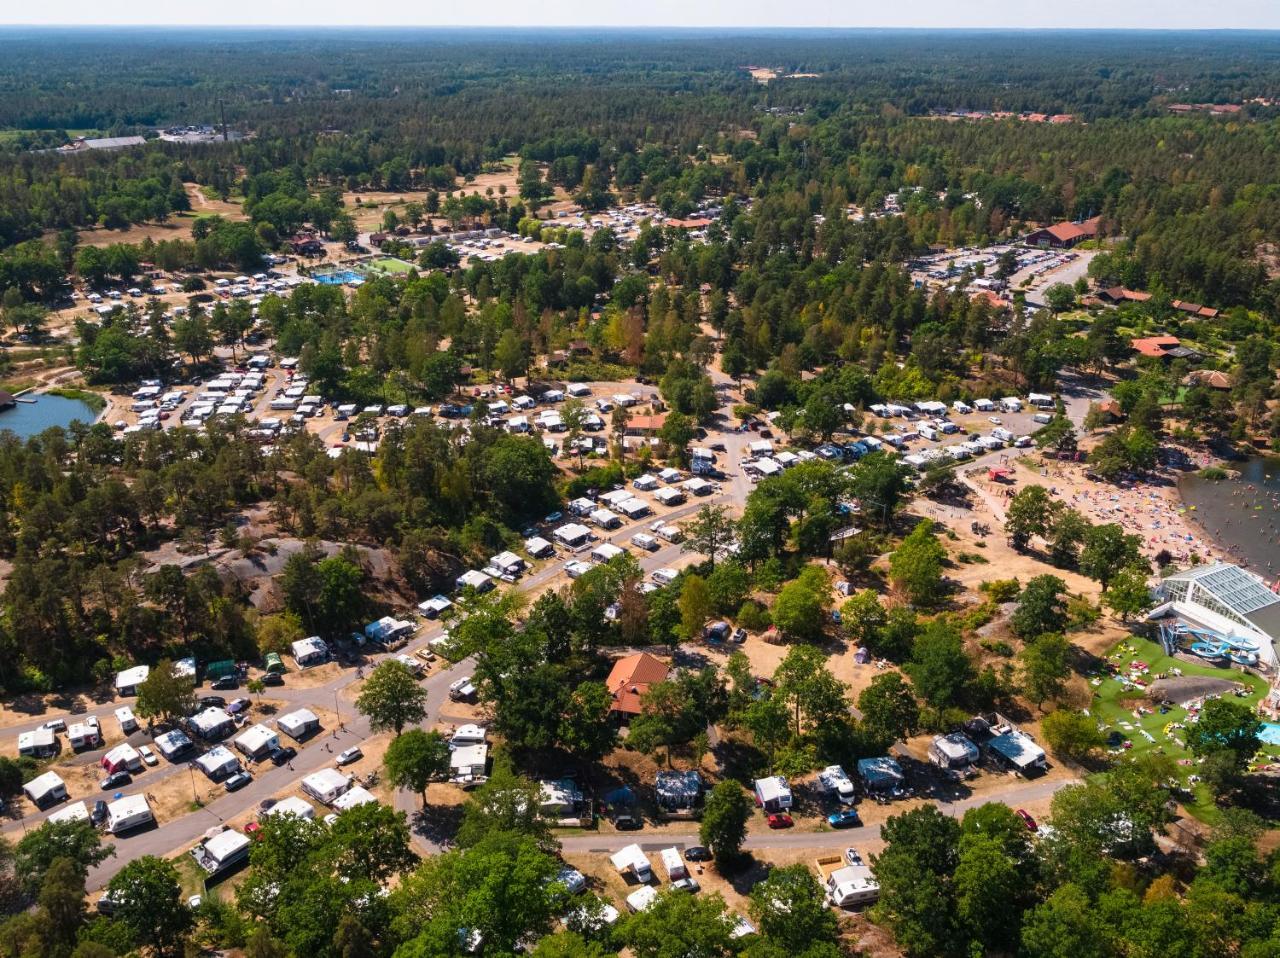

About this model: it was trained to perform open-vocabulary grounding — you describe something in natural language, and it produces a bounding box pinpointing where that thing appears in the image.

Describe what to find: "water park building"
[1153,563,1280,669]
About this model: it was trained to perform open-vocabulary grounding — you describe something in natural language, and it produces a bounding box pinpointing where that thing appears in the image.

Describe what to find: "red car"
[244,822,264,840]
[766,813,794,829]
[1015,809,1038,833]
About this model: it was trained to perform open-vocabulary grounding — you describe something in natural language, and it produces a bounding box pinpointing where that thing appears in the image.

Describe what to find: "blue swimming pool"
[314,269,362,285]
[1260,723,1280,746]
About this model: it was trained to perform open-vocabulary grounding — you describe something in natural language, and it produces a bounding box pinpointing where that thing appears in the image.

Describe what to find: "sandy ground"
[973,451,1229,566]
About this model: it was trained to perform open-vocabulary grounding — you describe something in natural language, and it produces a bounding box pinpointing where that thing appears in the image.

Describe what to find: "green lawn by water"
[1089,635,1278,822]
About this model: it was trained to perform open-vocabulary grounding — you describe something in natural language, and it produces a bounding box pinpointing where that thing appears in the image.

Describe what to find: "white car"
[556,867,587,894]
[988,416,1002,424]
[336,746,363,766]
[651,568,678,586]
[138,745,158,766]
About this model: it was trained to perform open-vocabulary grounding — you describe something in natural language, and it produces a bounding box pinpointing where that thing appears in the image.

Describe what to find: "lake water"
[0,394,100,439]
[1179,456,1280,574]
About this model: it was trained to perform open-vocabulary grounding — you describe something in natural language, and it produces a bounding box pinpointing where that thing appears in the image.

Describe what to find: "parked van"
[1032,412,1053,425]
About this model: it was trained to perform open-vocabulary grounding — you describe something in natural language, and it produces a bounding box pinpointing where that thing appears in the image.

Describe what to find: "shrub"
[980,578,1022,603]
[737,600,772,633]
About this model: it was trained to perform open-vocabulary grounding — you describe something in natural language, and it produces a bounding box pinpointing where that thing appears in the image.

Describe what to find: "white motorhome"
[817,765,856,804]
[106,794,154,834]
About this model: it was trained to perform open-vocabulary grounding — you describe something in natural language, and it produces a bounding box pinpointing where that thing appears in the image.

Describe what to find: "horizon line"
[4,24,1280,32]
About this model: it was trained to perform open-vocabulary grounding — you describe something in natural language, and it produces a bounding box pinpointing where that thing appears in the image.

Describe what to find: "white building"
[291,636,329,667]
[154,729,194,761]
[753,776,792,811]
[191,829,251,876]
[262,796,315,821]
[456,569,495,593]
[277,708,320,741]
[195,745,241,780]
[17,726,57,758]
[332,785,378,812]
[23,771,67,807]
[524,536,554,558]
[554,522,592,547]
[301,768,352,805]
[987,729,1047,774]
[234,724,280,761]
[189,707,235,741]
[418,595,454,618]
[115,665,150,696]
[48,801,90,824]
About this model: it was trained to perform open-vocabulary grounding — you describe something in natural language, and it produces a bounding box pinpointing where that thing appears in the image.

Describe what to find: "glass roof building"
[1157,562,1280,668]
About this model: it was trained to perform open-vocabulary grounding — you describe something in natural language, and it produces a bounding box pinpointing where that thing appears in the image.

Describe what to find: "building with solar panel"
[1155,563,1280,669]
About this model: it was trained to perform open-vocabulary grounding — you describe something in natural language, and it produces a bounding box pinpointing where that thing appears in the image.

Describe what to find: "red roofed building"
[1130,335,1182,359]
[606,652,669,719]
[1098,286,1152,304]
[1172,299,1220,319]
[970,290,1005,309]
[1024,216,1102,249]
[626,412,669,436]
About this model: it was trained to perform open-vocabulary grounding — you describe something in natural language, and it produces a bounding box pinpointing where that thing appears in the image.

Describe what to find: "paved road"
[557,775,1075,855]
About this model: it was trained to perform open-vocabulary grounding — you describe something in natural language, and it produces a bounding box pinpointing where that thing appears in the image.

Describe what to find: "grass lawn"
[1088,635,1279,822]
[367,257,416,274]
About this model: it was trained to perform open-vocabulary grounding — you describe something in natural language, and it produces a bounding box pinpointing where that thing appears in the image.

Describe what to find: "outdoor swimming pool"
[313,269,362,285]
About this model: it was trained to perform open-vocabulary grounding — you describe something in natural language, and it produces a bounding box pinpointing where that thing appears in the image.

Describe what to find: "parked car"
[261,672,284,686]
[844,848,864,866]
[413,648,436,664]
[1015,809,1038,832]
[198,695,227,709]
[671,878,702,893]
[210,675,239,691]
[766,813,794,829]
[731,628,747,644]
[684,846,712,862]
[556,867,587,894]
[99,771,131,791]
[42,718,67,733]
[138,745,158,766]
[336,747,363,766]
[227,698,251,714]
[244,822,264,840]
[224,772,253,792]
[613,812,642,830]
[827,809,862,829]
[90,800,109,827]
[268,746,297,766]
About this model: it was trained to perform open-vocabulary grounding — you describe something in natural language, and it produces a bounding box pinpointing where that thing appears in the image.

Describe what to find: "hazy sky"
[7,0,1280,29]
